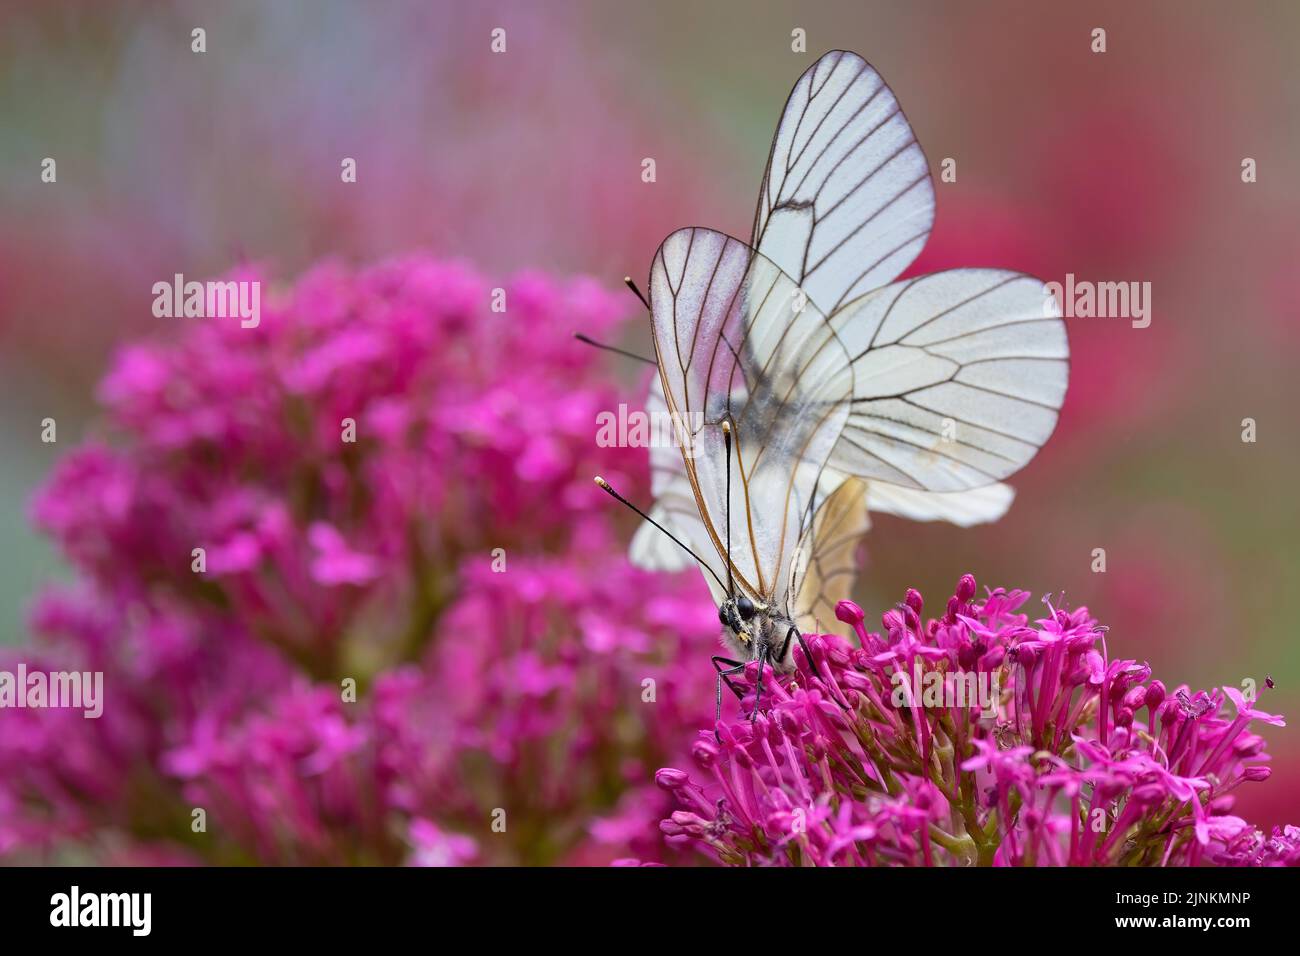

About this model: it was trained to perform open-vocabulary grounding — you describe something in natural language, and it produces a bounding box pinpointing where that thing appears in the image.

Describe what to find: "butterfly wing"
[634,392,1014,568]
[751,51,1065,494]
[631,52,1064,604]
[629,380,710,574]
[791,475,870,635]
[786,471,1016,636]
[866,480,1015,526]
[648,227,854,606]
[751,49,935,315]
[631,326,1017,632]
[826,269,1068,492]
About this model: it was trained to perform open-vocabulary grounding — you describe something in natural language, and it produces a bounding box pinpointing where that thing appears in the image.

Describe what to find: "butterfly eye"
[736,596,757,621]
[718,604,735,628]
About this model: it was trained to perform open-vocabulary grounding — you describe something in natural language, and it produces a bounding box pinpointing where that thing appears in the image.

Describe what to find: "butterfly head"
[718,596,801,673]
[717,598,774,650]
[718,595,761,640]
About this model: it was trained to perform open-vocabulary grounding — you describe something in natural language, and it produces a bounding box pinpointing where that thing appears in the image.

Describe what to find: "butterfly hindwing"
[866,479,1015,527]
[791,475,870,635]
[827,269,1068,492]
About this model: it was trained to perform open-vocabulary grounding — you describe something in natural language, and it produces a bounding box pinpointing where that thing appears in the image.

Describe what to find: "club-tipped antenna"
[593,476,728,593]
[623,276,651,311]
[722,419,734,598]
[573,331,655,365]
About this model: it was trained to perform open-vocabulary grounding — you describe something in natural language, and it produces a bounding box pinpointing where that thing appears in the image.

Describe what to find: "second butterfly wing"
[751,49,935,315]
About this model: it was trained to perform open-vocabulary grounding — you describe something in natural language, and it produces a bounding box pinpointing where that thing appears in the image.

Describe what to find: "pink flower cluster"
[2,255,714,864]
[7,253,1297,869]
[658,576,1297,866]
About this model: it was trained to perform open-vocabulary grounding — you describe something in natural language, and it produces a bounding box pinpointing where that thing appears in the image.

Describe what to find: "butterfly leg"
[776,625,798,667]
[712,655,747,700]
[711,656,747,740]
[750,645,769,721]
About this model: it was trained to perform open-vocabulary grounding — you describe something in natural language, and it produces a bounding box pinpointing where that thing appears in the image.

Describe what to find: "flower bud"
[1156,699,1181,730]
[835,600,865,627]
[692,738,719,768]
[1122,686,1147,711]
[1132,783,1166,804]
[655,768,690,791]
[764,715,785,745]
[669,811,709,836]
[1144,680,1166,712]
[945,596,960,623]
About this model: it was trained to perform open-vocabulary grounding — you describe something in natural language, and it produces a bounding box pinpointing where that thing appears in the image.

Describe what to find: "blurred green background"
[2,0,1297,826]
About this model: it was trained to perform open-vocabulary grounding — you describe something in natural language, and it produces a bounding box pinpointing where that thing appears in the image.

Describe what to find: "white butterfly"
[620,50,1067,690]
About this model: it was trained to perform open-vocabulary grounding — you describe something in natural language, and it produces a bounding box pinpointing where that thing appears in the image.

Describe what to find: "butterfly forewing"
[752,49,935,315]
[649,227,854,606]
[629,382,713,576]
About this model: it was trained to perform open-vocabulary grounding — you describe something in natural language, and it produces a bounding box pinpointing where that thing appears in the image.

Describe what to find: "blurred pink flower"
[408,819,478,868]
[307,523,380,586]
[4,253,711,865]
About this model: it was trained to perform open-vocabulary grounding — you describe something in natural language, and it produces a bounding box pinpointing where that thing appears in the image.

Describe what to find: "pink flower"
[5,253,707,866]
[408,819,478,868]
[657,575,1296,866]
[307,523,379,586]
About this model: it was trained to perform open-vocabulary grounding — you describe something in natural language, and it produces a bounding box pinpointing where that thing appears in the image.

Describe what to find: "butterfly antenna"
[572,332,655,365]
[623,276,651,311]
[722,420,734,598]
[593,476,729,593]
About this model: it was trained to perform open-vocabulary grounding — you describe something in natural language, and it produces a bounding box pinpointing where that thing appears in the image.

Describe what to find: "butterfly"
[604,50,1068,713]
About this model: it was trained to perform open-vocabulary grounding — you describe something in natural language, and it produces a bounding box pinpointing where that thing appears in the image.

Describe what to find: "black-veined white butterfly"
[597,50,1068,714]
